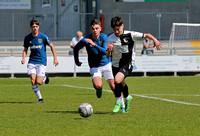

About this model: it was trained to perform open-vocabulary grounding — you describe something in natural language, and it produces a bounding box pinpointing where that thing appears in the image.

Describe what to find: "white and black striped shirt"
[107,30,143,67]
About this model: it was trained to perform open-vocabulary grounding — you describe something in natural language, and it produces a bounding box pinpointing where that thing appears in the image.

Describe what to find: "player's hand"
[21,59,25,64]
[54,59,59,66]
[85,38,96,46]
[107,43,113,51]
[76,62,82,66]
[154,42,163,50]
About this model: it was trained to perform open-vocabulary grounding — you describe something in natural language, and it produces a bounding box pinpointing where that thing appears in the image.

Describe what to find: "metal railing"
[0,47,199,56]
[0,12,189,41]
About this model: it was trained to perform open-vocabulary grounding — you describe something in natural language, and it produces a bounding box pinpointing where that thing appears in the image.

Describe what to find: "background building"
[0,0,200,41]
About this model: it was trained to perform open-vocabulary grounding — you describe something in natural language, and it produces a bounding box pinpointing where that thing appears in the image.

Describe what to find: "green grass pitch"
[0,76,199,136]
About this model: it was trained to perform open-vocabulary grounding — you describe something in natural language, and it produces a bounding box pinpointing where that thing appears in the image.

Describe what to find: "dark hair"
[90,19,101,27]
[111,16,123,28]
[30,19,39,26]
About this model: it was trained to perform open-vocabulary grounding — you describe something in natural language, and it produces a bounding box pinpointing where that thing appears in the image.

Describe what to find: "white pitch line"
[132,94,200,106]
[142,94,200,97]
[63,84,200,107]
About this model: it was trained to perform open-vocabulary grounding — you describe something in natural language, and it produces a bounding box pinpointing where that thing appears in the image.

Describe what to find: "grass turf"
[0,76,199,136]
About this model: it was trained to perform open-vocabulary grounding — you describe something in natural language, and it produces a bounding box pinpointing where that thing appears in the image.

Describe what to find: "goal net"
[169,23,200,54]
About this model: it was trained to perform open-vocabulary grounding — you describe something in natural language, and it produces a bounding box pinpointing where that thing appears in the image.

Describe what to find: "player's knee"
[31,79,36,85]
[114,79,121,84]
[95,85,102,90]
[93,80,102,90]
[36,80,43,85]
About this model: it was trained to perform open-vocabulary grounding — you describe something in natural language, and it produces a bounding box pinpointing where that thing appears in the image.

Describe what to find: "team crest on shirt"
[123,38,128,43]
[38,39,42,43]
[29,41,32,44]
[99,41,103,47]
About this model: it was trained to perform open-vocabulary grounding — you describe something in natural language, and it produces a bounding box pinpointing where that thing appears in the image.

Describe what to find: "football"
[78,103,93,117]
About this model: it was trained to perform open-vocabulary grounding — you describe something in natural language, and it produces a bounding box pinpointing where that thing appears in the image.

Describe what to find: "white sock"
[125,95,130,101]
[43,76,47,84]
[120,96,125,108]
[32,85,42,99]
[115,97,121,103]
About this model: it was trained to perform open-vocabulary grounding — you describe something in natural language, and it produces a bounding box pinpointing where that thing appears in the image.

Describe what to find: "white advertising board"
[75,57,90,73]
[0,56,75,74]
[134,55,200,72]
[0,55,200,74]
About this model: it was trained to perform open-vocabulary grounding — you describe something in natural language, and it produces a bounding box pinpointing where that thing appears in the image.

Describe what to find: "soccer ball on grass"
[78,103,93,117]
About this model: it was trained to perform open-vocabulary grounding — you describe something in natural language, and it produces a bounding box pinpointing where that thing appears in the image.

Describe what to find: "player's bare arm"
[106,43,113,58]
[21,47,28,64]
[143,33,163,50]
[144,38,150,48]
[49,43,59,66]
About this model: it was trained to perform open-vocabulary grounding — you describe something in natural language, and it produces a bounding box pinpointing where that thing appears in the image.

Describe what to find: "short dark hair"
[30,19,39,26]
[90,19,101,27]
[111,16,123,28]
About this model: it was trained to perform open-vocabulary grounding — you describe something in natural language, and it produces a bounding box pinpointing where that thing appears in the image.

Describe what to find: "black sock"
[96,87,102,91]
[122,84,129,98]
[115,83,122,97]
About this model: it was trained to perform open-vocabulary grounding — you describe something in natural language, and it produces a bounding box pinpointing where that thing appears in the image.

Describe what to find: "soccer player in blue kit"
[74,19,115,98]
[107,16,163,113]
[74,19,125,111]
[21,19,59,103]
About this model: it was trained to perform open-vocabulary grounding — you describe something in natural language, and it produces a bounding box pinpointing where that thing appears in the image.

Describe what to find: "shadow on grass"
[46,111,79,114]
[75,94,111,96]
[46,110,112,115]
[94,111,111,115]
[46,110,114,119]
[0,102,34,104]
[75,94,94,96]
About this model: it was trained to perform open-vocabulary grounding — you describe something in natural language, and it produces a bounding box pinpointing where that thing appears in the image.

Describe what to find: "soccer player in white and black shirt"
[106,16,162,113]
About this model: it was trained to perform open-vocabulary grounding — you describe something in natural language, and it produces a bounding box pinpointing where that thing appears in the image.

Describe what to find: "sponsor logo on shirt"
[30,45,42,49]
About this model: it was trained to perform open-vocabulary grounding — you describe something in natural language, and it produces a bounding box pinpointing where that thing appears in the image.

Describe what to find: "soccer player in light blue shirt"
[21,19,58,103]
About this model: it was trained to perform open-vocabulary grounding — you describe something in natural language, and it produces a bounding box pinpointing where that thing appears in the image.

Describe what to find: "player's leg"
[34,64,47,103]
[120,96,126,112]
[103,62,115,93]
[30,74,44,103]
[112,72,125,113]
[92,76,102,90]
[119,64,133,112]
[36,76,45,85]
[92,76,103,98]
[90,67,103,98]
[36,64,48,85]
[27,63,43,103]
[107,79,115,93]
[107,78,125,112]
[104,63,125,112]
[121,80,133,112]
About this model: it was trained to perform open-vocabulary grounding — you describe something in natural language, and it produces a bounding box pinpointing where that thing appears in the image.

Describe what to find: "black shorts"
[112,63,133,78]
